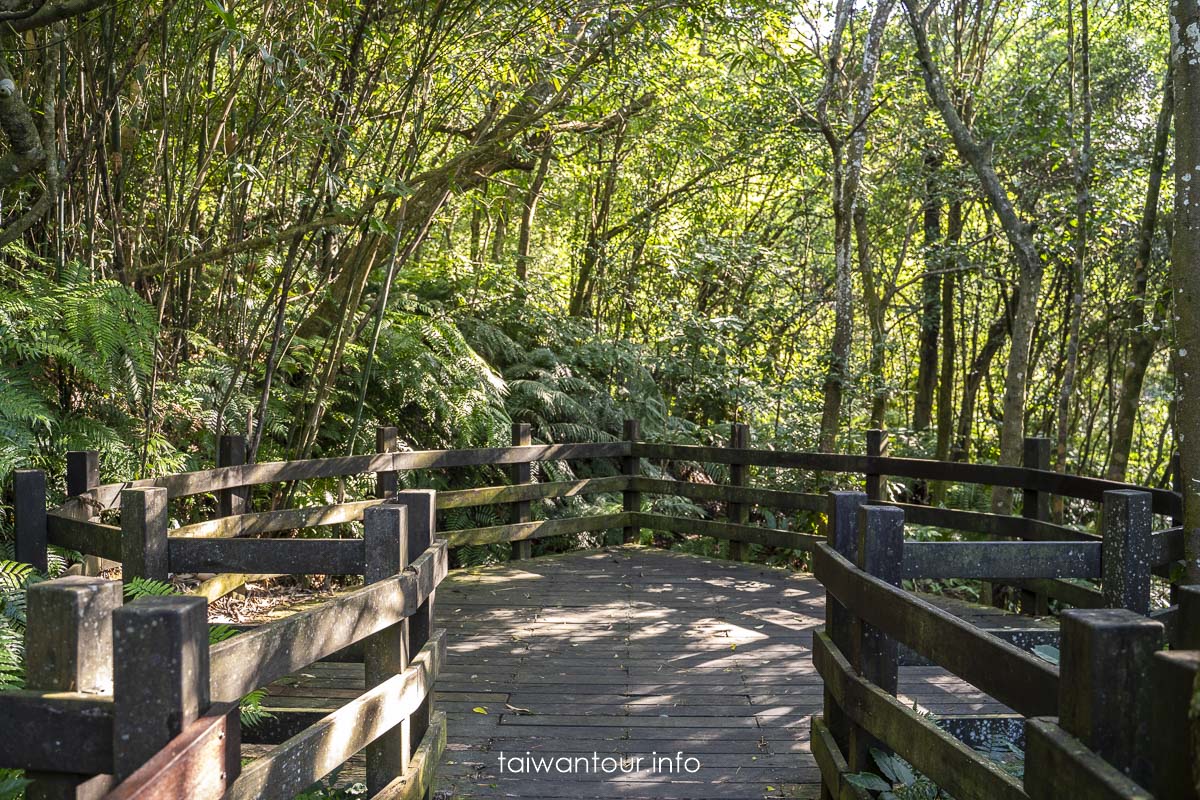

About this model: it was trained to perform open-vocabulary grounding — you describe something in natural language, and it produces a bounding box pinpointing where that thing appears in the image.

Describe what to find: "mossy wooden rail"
[812,493,1198,800]
[2,492,448,800]
[3,422,1196,798]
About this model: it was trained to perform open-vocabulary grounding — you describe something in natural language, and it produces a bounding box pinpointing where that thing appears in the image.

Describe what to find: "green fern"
[123,577,178,600]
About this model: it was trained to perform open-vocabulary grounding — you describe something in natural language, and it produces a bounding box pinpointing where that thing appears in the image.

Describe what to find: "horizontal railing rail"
[809,490,1200,800]
[0,492,449,800]
[12,424,1187,623]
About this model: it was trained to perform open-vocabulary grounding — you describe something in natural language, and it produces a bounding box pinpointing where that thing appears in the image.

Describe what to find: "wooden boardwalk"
[254,545,1046,798]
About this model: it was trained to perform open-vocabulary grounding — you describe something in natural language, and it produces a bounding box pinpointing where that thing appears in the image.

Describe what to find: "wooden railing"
[811,492,1198,800]
[1,491,448,800]
[5,422,1193,798]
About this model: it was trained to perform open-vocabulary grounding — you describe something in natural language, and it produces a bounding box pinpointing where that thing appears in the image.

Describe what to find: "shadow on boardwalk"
[424,545,1026,799]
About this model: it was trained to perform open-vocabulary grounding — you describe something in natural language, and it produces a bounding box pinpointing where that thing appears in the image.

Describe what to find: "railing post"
[376,426,398,499]
[217,435,248,517]
[1101,489,1153,614]
[112,595,210,781]
[510,423,533,560]
[23,576,121,799]
[1056,608,1163,788]
[848,504,903,773]
[68,451,109,576]
[864,429,887,502]
[622,419,640,544]
[1019,437,1051,615]
[394,490,436,772]
[364,502,410,791]
[120,487,169,583]
[1151,585,1200,798]
[822,490,867,771]
[13,469,47,572]
[728,422,750,561]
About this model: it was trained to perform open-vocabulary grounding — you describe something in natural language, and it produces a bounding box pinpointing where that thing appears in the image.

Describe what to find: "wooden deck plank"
[249,545,1055,798]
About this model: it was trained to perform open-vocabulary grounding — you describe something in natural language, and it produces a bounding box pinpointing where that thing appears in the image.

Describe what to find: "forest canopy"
[0,0,1182,540]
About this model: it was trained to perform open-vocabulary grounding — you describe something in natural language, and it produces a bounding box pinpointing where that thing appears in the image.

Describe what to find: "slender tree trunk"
[1169,0,1200,581]
[913,149,942,432]
[1108,64,1174,480]
[517,145,552,283]
[817,0,895,452]
[954,291,1013,462]
[857,203,888,426]
[904,0,1045,512]
[1054,0,1092,482]
[933,201,961,500]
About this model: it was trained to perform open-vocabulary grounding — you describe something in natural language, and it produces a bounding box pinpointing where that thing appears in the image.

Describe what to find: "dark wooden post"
[67,451,110,576]
[1020,437,1051,615]
[13,469,47,572]
[864,429,887,502]
[1151,584,1200,797]
[24,576,122,799]
[848,504,904,773]
[66,450,99,498]
[1150,649,1200,799]
[510,423,533,560]
[621,419,640,544]
[120,487,169,583]
[217,435,248,517]
[1101,489,1153,614]
[394,490,436,765]
[1177,584,1200,650]
[112,595,210,780]
[728,422,750,561]
[822,490,867,766]
[376,426,398,500]
[1058,608,1163,787]
[364,502,410,791]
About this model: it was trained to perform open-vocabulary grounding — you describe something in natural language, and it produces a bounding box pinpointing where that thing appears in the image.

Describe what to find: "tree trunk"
[1108,64,1174,480]
[1053,0,1092,481]
[517,145,553,283]
[913,149,942,432]
[933,200,961,500]
[1169,0,1200,581]
[817,0,895,452]
[904,0,1045,512]
[954,290,1013,462]
[857,203,889,427]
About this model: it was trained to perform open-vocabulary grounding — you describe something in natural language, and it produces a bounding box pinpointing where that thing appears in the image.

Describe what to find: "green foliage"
[845,748,944,800]
[0,261,161,483]
[0,559,37,692]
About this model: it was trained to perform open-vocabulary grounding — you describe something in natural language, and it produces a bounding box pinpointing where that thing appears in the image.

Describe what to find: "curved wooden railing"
[810,494,1198,800]
[2,492,448,800]
[4,421,1193,798]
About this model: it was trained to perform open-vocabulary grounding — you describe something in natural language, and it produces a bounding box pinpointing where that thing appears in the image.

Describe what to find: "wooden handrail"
[209,542,446,703]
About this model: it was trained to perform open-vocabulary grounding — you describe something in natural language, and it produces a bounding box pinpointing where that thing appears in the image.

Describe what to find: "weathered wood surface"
[1024,718,1153,800]
[103,702,240,800]
[52,443,630,516]
[226,635,444,800]
[45,515,122,561]
[814,632,1028,800]
[209,542,447,703]
[813,543,1059,717]
[633,511,823,550]
[0,691,114,773]
[248,547,1038,798]
[901,540,1101,580]
[167,536,366,575]
[170,477,631,539]
[632,444,1181,516]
